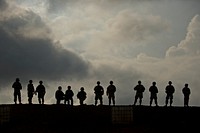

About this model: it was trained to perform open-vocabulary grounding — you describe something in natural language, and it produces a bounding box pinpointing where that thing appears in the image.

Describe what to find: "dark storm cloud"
[0,3,90,88]
[0,0,8,11]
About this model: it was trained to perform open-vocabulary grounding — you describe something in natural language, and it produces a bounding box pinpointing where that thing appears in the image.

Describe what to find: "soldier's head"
[97,81,100,85]
[81,87,84,91]
[110,81,113,85]
[152,82,156,85]
[138,80,141,84]
[67,86,71,90]
[39,81,43,84]
[16,78,20,82]
[168,81,172,85]
[29,80,33,83]
[58,86,62,90]
[185,83,188,87]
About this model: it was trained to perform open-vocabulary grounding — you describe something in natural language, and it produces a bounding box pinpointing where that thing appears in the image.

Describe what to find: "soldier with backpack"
[64,86,74,106]
[77,87,87,105]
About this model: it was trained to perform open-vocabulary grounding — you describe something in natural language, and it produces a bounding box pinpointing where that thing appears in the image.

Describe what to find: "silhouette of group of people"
[12,78,46,104]
[12,78,191,107]
[54,80,116,106]
[55,85,86,105]
[133,80,191,107]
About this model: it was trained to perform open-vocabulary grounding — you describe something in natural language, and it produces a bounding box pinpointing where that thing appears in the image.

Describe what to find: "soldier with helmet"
[64,86,74,106]
[133,80,145,106]
[165,81,175,107]
[35,81,46,104]
[27,80,35,104]
[106,81,116,106]
[12,78,22,104]
[149,81,158,106]
[55,86,64,104]
[77,87,87,105]
[94,81,104,106]
[182,83,191,107]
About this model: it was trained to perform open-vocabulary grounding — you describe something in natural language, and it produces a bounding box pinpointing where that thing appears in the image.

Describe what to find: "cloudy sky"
[0,0,200,106]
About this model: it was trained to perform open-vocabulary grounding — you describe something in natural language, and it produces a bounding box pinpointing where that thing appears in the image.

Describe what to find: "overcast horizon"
[0,0,200,106]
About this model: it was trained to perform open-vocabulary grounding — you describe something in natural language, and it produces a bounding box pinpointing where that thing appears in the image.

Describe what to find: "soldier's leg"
[38,98,41,104]
[170,96,173,106]
[133,95,138,105]
[28,96,32,104]
[64,99,66,104]
[187,97,189,106]
[42,97,44,104]
[155,98,158,106]
[14,92,17,104]
[185,97,189,107]
[112,96,115,106]
[80,99,83,105]
[18,93,21,104]
[28,97,30,104]
[139,98,142,105]
[108,96,111,106]
[184,97,186,106]
[71,98,73,106]
[165,95,169,106]
[150,98,153,106]
[95,96,98,106]
[100,97,103,105]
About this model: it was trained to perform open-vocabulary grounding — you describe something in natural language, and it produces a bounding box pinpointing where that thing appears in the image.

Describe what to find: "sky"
[0,0,200,106]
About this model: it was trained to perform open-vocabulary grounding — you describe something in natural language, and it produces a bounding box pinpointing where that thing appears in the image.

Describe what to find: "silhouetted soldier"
[94,81,104,106]
[55,86,64,104]
[149,81,158,106]
[182,83,191,107]
[106,81,116,106]
[133,80,145,106]
[35,81,46,104]
[27,80,35,104]
[64,86,74,106]
[77,87,87,105]
[165,81,175,107]
[12,78,22,104]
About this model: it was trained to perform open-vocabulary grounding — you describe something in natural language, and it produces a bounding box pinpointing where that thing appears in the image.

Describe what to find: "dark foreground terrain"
[0,104,199,133]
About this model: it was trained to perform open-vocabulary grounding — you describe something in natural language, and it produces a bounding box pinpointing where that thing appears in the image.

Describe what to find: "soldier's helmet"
[110,81,113,84]
[16,78,20,81]
[138,80,141,84]
[67,86,71,89]
[81,87,84,91]
[153,82,156,85]
[97,81,100,84]
[58,86,62,90]
[185,83,188,87]
[168,81,172,84]
[29,80,33,83]
[39,81,43,84]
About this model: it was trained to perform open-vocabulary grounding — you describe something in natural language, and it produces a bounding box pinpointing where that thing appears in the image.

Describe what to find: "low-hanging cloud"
[166,15,200,57]
[0,1,90,88]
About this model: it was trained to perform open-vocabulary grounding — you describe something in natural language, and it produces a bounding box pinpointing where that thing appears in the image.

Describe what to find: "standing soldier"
[94,81,104,106]
[27,80,35,104]
[12,78,22,104]
[64,86,74,106]
[133,80,145,106]
[182,83,191,107]
[55,86,64,104]
[106,81,116,106]
[149,81,158,106]
[165,81,175,107]
[77,87,87,105]
[35,81,46,104]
